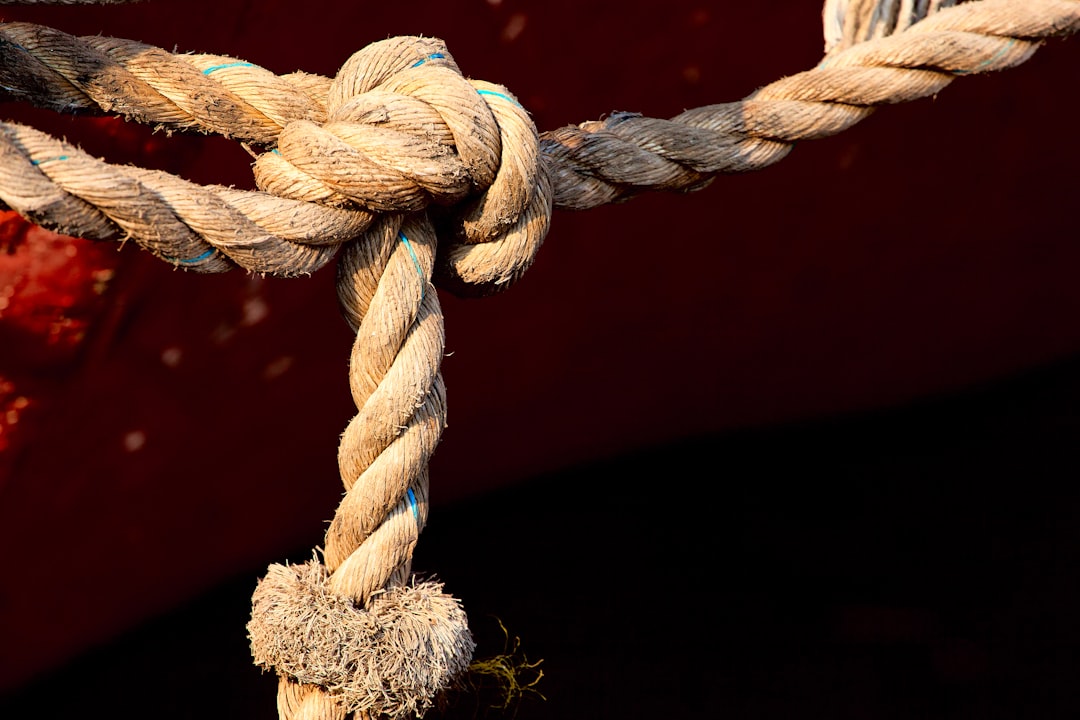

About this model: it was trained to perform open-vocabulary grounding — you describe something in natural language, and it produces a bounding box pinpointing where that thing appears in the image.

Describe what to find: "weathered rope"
[0,0,1075,273]
[0,122,365,274]
[822,0,966,54]
[543,0,1079,209]
[0,2,1077,719]
[249,563,473,719]
[255,207,452,718]
[0,29,552,293]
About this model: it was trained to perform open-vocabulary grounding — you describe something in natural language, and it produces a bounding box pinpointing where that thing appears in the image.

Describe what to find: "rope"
[1,1,1076,718]
[2,1,1076,234]
[822,0,966,53]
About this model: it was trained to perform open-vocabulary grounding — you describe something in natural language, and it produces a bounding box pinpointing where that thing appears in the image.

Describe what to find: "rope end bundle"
[249,560,475,719]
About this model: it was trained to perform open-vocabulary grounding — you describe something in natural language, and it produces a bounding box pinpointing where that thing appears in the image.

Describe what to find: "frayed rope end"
[248,560,475,719]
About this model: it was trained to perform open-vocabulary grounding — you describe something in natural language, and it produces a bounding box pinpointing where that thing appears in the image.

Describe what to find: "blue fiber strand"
[31,155,69,166]
[476,88,521,108]
[956,39,1016,75]
[203,61,255,75]
[398,231,426,299]
[407,488,419,520]
[411,52,446,68]
[179,248,215,264]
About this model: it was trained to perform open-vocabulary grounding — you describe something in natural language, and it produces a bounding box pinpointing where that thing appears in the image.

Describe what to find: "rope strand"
[1,2,1077,718]
[0,1,1074,237]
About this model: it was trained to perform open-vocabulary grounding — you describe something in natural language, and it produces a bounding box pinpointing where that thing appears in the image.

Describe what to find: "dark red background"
[1,2,1079,717]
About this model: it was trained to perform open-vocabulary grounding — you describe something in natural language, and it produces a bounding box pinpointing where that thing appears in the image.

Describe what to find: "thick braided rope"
[543,0,1080,208]
[0,2,1077,718]
[252,42,491,719]
[0,0,1075,257]
[0,21,332,144]
[0,121,372,274]
[0,26,552,293]
[262,211,455,720]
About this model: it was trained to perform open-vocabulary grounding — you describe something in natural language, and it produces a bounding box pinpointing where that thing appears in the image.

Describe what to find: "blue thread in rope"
[203,61,256,75]
[955,38,1017,75]
[476,88,522,109]
[411,52,446,68]
[171,248,217,264]
[31,155,69,166]
[29,151,212,266]
[399,230,426,299]
[406,488,419,521]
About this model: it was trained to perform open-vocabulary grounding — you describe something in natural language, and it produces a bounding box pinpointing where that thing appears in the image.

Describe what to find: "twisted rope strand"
[0,0,1072,232]
[0,121,373,273]
[286,211,445,720]
[540,0,1077,209]
[1,2,1077,718]
[0,21,326,143]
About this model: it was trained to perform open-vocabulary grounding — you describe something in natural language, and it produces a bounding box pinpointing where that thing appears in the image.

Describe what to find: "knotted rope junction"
[0,1,1076,718]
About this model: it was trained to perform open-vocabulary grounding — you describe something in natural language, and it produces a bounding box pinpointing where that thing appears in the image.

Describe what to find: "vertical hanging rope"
[247,35,534,718]
[249,212,473,720]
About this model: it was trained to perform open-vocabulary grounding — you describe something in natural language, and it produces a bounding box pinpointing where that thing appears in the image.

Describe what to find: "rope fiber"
[1,1,1076,718]
[1,1,1076,279]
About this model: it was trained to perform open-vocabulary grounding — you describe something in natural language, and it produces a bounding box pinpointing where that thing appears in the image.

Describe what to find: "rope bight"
[0,0,1076,718]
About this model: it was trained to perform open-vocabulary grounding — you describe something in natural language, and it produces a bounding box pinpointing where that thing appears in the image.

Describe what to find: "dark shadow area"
[3,354,1080,719]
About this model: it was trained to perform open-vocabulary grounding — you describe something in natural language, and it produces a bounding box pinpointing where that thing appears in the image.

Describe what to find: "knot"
[253,36,553,296]
[248,560,475,719]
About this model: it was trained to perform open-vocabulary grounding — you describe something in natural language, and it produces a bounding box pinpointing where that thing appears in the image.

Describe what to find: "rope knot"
[253,36,553,295]
[255,37,496,211]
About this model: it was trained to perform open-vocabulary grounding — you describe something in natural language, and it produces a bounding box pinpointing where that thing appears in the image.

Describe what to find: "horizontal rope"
[0,121,372,274]
[1,0,1075,218]
[0,0,1072,294]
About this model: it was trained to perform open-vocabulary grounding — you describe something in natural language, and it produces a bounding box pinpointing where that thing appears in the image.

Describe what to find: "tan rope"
[543,0,1079,208]
[255,211,456,719]
[0,21,329,143]
[0,0,1075,226]
[0,2,1077,718]
[0,122,369,274]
